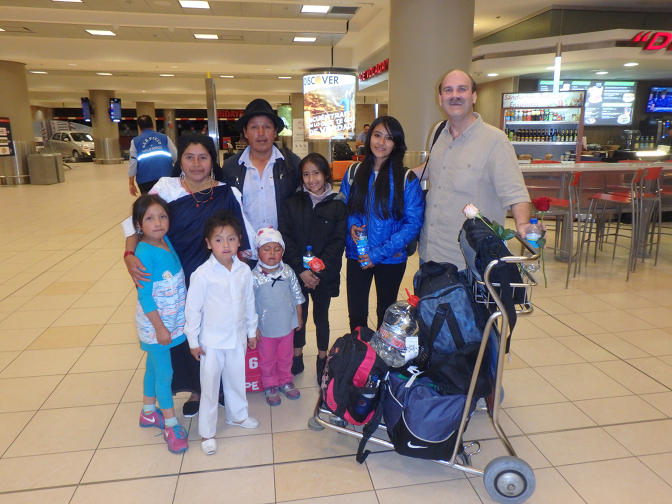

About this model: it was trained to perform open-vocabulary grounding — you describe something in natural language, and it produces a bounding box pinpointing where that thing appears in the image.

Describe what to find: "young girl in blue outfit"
[340,116,424,331]
[133,194,189,454]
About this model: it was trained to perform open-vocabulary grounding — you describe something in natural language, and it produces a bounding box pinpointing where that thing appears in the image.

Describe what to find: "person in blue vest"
[129,115,177,196]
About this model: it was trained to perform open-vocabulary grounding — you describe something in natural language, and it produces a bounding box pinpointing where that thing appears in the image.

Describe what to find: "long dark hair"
[346,116,407,220]
[170,135,224,181]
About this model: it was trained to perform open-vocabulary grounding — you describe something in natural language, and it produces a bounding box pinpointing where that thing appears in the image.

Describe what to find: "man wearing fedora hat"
[223,99,301,235]
[223,99,305,373]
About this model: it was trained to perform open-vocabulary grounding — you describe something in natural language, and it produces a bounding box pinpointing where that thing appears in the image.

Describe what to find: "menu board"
[303,73,356,140]
[539,81,636,126]
[0,117,14,156]
[502,91,584,109]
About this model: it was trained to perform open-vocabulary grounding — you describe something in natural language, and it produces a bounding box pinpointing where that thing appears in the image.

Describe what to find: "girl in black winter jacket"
[278,153,348,384]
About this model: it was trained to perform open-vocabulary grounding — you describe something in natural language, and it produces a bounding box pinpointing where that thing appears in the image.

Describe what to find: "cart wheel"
[308,417,325,431]
[483,456,535,504]
[456,452,470,467]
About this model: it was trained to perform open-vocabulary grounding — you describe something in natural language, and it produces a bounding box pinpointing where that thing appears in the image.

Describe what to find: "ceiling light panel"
[52,0,83,3]
[179,1,210,8]
[30,70,48,74]
[97,72,112,76]
[294,36,317,43]
[159,74,174,77]
[278,76,291,79]
[194,33,218,39]
[86,30,116,36]
[301,5,330,14]
[220,75,234,78]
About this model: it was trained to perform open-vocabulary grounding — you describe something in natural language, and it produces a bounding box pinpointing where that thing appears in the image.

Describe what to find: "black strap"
[419,120,448,183]
[356,397,384,464]
[493,265,518,353]
[429,302,465,351]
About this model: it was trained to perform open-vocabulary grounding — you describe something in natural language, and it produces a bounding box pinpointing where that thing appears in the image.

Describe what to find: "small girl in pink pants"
[251,227,305,406]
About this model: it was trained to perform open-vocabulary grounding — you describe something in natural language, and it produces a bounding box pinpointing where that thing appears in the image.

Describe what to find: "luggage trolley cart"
[308,235,539,504]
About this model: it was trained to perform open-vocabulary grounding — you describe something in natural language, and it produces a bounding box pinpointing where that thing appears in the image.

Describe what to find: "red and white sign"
[631,31,672,50]
[245,347,262,393]
[359,58,389,82]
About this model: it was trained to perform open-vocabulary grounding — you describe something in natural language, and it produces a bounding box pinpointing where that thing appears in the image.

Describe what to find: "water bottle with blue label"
[525,218,542,272]
[355,227,369,267]
[303,245,314,270]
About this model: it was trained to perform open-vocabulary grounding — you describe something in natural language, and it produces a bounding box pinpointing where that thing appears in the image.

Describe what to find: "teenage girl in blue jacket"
[340,116,424,331]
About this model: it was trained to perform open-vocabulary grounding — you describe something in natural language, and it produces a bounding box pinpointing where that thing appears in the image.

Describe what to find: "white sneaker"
[226,416,259,429]
[201,438,217,455]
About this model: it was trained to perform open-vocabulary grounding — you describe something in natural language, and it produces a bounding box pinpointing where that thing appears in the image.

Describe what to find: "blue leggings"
[144,344,174,410]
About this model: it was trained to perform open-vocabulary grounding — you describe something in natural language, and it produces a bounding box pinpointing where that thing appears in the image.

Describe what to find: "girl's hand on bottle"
[156,327,172,346]
[359,254,374,269]
[299,270,320,290]
[190,346,206,361]
[125,255,151,288]
[350,224,364,243]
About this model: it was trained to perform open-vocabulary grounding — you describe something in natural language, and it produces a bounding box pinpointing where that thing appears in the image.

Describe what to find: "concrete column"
[388,0,475,151]
[0,61,35,184]
[136,102,155,125]
[163,108,178,146]
[89,89,122,164]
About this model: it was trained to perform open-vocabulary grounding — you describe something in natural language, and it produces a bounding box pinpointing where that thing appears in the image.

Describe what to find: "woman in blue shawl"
[123,135,255,417]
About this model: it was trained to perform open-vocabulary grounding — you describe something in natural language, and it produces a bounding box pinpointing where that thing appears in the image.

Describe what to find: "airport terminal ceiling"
[1,0,672,109]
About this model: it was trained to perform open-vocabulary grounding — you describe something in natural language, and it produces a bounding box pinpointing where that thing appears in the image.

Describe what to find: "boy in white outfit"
[185,211,259,456]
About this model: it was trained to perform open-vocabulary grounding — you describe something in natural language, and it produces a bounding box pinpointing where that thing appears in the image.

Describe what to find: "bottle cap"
[306,245,312,250]
[405,288,419,307]
[530,218,538,224]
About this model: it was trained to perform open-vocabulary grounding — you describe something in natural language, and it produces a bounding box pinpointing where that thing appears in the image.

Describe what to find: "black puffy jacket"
[279,190,348,297]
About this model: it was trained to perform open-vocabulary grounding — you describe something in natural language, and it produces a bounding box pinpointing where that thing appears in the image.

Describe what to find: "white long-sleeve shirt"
[184,254,257,350]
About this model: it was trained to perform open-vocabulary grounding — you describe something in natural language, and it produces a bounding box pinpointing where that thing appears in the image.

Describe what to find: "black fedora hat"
[237,98,284,133]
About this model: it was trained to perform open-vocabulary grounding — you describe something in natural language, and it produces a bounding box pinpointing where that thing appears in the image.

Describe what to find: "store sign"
[359,58,389,81]
[502,92,585,109]
[631,31,672,50]
[0,118,14,156]
[303,73,356,140]
[216,109,245,119]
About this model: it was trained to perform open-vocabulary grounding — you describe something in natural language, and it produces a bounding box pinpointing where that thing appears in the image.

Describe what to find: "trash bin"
[27,153,64,184]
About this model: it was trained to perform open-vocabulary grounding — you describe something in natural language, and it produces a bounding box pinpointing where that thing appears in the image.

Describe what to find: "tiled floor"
[1,162,672,503]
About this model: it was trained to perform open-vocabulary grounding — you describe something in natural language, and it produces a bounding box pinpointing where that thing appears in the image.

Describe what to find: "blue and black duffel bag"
[382,372,476,460]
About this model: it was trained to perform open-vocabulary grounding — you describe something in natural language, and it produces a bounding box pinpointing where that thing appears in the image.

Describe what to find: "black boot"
[291,354,304,375]
[316,356,327,387]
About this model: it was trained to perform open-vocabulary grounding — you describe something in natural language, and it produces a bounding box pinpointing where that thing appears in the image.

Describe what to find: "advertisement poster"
[303,73,356,140]
[0,117,14,156]
[539,81,636,126]
[292,118,308,158]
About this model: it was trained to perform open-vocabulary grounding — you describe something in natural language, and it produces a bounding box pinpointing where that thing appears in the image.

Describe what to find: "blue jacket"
[132,130,174,184]
[340,165,424,265]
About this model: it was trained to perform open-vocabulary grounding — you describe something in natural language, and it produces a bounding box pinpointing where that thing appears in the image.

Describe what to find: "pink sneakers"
[164,424,189,454]
[279,382,300,400]
[139,408,165,429]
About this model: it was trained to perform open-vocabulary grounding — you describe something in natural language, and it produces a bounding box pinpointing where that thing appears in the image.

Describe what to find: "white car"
[50,131,95,159]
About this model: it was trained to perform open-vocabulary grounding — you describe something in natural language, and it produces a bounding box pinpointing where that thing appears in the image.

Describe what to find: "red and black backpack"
[320,326,389,462]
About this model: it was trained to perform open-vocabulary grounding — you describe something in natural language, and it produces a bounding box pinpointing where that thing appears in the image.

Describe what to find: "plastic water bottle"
[355,228,370,267]
[525,218,542,273]
[370,292,419,367]
[303,245,314,269]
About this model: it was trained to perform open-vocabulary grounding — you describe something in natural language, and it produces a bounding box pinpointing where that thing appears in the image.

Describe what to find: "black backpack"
[333,142,354,161]
[321,327,389,462]
[412,261,496,398]
[459,216,524,351]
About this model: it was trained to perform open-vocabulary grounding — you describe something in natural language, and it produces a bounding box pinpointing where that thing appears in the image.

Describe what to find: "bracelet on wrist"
[124,250,135,258]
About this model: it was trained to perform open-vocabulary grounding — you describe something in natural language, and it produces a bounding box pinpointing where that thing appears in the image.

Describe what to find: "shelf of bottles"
[500,92,585,159]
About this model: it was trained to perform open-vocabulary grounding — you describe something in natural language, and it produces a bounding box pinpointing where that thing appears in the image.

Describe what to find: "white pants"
[198,344,248,439]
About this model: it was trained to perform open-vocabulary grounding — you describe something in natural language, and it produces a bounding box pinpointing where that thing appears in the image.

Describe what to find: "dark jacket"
[222,148,301,215]
[278,189,348,297]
